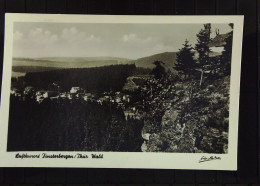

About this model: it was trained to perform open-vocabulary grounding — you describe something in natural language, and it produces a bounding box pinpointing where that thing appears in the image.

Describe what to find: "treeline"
[8,96,144,151]
[133,67,152,75]
[13,66,60,73]
[175,23,233,85]
[24,64,136,92]
[173,23,233,109]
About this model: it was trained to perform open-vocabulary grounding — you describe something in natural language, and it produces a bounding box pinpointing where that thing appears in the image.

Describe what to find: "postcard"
[0,14,243,170]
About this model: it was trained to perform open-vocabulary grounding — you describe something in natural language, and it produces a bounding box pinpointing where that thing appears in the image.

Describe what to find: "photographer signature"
[199,156,221,163]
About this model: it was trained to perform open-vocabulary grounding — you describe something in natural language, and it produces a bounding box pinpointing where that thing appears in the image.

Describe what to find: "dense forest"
[8,96,144,151]
[13,66,60,73]
[24,64,136,92]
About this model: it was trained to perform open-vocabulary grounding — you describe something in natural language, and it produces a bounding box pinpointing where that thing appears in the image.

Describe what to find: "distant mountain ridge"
[13,56,132,63]
[12,56,134,70]
[12,52,177,74]
[36,56,132,63]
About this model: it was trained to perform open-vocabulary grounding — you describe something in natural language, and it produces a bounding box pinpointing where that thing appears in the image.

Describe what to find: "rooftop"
[208,33,231,47]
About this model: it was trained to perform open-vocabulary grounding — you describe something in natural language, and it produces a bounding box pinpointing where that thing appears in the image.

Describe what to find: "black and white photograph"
[0,14,243,169]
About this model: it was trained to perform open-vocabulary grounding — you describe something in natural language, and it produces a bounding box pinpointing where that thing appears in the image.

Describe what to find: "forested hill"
[133,52,177,69]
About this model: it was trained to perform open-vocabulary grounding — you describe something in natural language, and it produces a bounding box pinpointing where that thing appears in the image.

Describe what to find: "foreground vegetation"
[8,97,143,151]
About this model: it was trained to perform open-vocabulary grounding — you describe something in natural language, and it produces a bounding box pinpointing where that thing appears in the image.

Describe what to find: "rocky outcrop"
[141,75,230,153]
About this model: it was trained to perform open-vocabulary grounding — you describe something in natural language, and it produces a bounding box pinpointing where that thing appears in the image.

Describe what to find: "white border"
[0,13,244,170]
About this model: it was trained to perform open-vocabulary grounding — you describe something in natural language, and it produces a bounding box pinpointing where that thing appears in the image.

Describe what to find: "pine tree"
[221,23,233,76]
[175,39,198,109]
[195,23,212,86]
[151,60,166,79]
[175,39,197,80]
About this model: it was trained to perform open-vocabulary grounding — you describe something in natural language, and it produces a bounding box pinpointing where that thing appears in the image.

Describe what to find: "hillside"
[133,52,177,69]
[140,74,230,153]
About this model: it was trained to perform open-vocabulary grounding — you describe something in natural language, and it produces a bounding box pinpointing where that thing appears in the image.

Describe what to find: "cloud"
[13,28,59,57]
[122,33,153,43]
[28,28,58,45]
[117,33,176,58]
[13,28,175,59]
[13,27,103,58]
[122,33,137,42]
[61,27,100,43]
[13,31,23,41]
[88,34,100,42]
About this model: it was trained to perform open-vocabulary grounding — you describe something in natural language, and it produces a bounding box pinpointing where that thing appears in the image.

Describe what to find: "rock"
[142,132,151,140]
[223,143,228,153]
[141,141,148,152]
[161,108,179,127]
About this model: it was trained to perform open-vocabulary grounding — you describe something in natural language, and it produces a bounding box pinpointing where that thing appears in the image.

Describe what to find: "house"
[208,32,231,57]
[68,94,73,100]
[11,88,17,95]
[59,92,67,99]
[122,95,130,102]
[10,88,18,95]
[97,99,103,105]
[35,90,48,103]
[124,110,135,120]
[11,88,21,97]
[50,96,59,100]
[81,93,94,101]
[23,86,34,95]
[83,95,88,101]
[97,96,109,104]
[36,91,48,98]
[36,97,44,103]
[70,87,83,94]
[35,90,59,102]
[115,97,121,103]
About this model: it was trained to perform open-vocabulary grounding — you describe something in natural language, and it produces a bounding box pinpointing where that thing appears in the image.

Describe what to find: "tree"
[195,23,212,86]
[151,60,166,79]
[175,39,197,79]
[221,23,233,76]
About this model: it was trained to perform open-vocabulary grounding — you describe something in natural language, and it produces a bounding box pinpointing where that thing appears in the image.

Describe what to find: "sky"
[13,22,232,60]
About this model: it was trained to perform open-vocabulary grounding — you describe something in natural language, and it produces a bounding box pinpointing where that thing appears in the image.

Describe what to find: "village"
[10,82,142,121]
